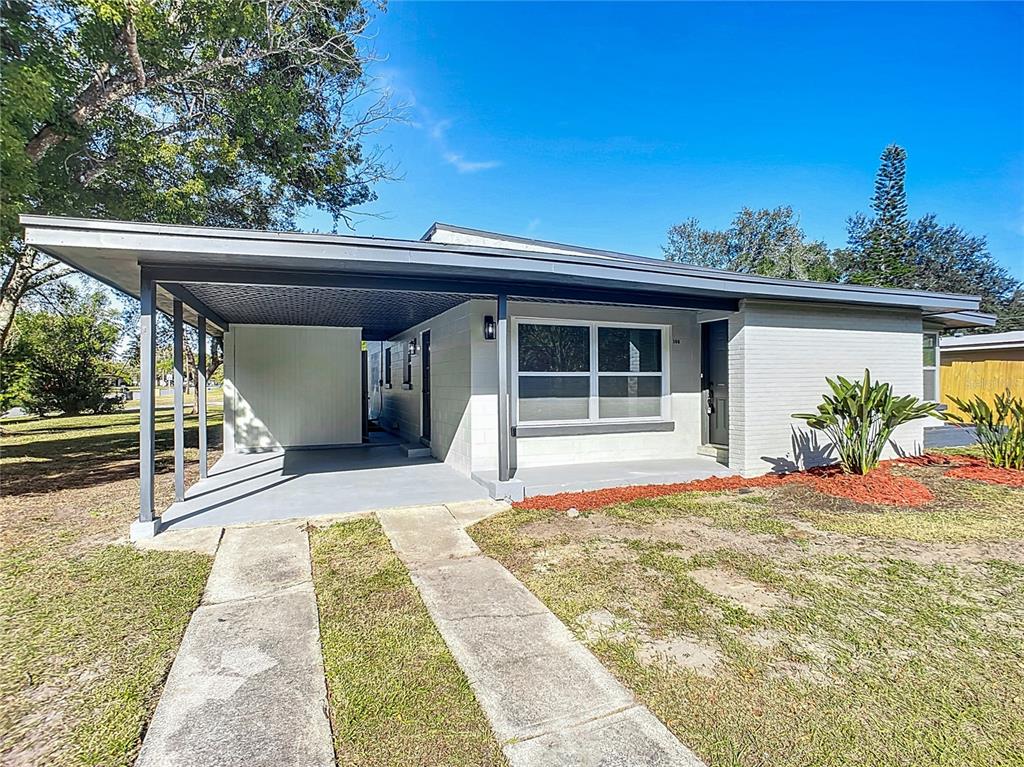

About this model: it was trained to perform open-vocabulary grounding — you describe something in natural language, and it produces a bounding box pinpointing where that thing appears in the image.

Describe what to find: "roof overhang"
[925,310,999,330]
[940,329,1022,351]
[22,215,984,336]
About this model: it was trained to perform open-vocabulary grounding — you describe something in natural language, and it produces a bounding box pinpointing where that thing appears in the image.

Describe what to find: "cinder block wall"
[466,299,703,473]
[728,300,925,477]
[378,303,473,475]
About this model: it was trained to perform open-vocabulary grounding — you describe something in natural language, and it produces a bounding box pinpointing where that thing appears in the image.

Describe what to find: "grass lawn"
[310,519,506,767]
[1,409,223,766]
[470,461,1024,767]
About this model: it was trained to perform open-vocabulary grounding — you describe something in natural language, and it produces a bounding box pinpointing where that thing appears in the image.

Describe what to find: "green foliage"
[663,206,837,281]
[5,288,121,415]
[943,391,1024,469]
[839,145,1020,328]
[792,369,940,474]
[1,0,393,344]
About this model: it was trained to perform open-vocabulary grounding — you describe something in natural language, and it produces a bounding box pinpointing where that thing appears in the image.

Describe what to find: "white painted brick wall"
[377,303,474,476]
[465,299,703,473]
[728,300,925,477]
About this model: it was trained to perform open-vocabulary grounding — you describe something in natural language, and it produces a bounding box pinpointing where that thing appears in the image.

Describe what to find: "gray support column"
[197,315,208,479]
[172,299,185,501]
[135,269,158,538]
[496,294,510,482]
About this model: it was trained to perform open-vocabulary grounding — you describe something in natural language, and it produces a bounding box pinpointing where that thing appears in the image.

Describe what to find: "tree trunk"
[0,250,36,349]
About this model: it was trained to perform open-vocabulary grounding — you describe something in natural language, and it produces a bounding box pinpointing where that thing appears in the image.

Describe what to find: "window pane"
[518,376,590,421]
[923,371,936,402]
[598,376,662,419]
[598,327,662,372]
[518,324,590,372]
[923,334,937,367]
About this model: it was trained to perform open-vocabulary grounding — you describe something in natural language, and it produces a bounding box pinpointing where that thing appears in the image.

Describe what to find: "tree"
[841,145,1022,329]
[664,206,837,281]
[5,287,121,415]
[1,0,395,348]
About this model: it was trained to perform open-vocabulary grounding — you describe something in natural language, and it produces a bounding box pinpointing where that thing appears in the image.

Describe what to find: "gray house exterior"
[20,215,991,537]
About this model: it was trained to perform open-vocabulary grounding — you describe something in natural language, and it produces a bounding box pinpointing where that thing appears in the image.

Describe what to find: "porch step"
[697,443,730,463]
[401,443,432,459]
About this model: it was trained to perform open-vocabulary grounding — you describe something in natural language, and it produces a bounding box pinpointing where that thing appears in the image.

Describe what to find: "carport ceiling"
[186,284,488,340]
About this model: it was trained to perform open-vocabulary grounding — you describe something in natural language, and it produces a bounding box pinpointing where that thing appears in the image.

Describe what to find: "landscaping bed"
[514,452,1024,514]
[471,461,1024,767]
[310,519,506,767]
[0,410,222,766]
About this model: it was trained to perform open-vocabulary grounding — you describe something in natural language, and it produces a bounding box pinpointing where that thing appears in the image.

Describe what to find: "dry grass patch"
[1,410,221,766]
[310,519,506,767]
[470,469,1024,767]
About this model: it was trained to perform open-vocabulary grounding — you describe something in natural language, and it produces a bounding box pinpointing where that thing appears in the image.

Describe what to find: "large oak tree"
[1,0,394,347]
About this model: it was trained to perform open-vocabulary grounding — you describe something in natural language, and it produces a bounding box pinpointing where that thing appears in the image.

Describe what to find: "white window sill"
[512,421,675,438]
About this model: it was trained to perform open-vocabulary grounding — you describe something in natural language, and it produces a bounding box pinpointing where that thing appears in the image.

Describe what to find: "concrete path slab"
[135,524,334,767]
[378,504,705,767]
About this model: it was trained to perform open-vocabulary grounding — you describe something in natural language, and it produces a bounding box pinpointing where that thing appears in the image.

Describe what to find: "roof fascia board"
[141,264,740,312]
[21,215,981,313]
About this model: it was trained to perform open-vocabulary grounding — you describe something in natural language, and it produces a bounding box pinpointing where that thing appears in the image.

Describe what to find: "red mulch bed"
[899,452,1024,487]
[944,465,1024,487]
[514,460,934,512]
[513,451,1024,513]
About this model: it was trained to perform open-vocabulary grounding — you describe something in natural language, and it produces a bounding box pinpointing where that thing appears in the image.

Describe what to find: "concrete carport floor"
[157,442,489,532]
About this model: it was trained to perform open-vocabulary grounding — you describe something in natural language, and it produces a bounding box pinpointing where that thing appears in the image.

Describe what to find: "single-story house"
[936,331,1024,418]
[20,215,992,537]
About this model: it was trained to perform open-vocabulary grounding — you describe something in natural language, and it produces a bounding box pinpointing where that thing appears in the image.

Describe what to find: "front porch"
[158,444,733,531]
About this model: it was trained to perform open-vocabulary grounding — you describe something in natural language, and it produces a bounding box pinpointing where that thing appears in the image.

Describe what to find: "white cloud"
[443,152,502,174]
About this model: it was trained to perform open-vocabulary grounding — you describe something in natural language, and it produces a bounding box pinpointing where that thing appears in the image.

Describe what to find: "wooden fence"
[941,358,1024,419]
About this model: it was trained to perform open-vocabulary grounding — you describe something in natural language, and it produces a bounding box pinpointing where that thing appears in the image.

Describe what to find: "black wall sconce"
[408,338,418,356]
[483,315,496,341]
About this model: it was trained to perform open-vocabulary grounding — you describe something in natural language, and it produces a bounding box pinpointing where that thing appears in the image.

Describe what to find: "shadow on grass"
[2,411,223,496]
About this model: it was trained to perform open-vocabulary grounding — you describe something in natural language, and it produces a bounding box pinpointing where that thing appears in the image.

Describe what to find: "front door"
[421,330,431,442]
[702,320,729,446]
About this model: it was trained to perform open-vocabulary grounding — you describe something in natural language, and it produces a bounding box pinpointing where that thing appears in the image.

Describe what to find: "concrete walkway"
[378,505,705,767]
[135,524,334,767]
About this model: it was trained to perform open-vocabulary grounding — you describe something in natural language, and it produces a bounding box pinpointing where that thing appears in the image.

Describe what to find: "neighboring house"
[21,216,992,520]
[938,331,1024,417]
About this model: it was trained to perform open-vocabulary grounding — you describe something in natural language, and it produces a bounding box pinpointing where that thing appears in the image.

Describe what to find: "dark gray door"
[702,321,729,446]
[421,331,431,442]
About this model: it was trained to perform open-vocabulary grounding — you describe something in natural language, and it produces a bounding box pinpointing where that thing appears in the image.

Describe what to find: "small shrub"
[793,369,939,475]
[944,391,1024,470]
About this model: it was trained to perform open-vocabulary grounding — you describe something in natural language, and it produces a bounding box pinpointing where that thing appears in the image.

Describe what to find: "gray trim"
[160,282,230,332]
[20,215,981,314]
[497,295,510,483]
[513,420,676,438]
[197,316,208,480]
[142,265,736,312]
[138,269,156,523]
[172,299,185,502]
[926,310,998,329]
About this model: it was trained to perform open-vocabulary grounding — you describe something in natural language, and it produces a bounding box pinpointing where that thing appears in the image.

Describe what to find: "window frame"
[922,331,940,402]
[403,340,413,388]
[384,346,392,388]
[511,317,671,426]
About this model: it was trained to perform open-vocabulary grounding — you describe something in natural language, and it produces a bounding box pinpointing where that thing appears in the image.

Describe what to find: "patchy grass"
[310,519,506,767]
[1,410,221,766]
[470,466,1024,767]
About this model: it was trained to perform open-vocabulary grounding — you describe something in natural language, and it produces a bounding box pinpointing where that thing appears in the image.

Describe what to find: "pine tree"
[846,144,915,286]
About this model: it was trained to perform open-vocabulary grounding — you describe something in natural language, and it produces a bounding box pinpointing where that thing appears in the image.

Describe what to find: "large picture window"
[514,320,668,424]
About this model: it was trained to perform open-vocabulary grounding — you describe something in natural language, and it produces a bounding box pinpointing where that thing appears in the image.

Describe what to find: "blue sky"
[301,1,1024,278]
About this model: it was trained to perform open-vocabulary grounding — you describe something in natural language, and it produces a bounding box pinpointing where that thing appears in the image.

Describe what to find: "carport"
[22,215,744,537]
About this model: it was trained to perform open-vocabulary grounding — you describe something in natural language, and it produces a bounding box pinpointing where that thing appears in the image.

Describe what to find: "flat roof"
[21,215,984,331]
[941,330,1023,351]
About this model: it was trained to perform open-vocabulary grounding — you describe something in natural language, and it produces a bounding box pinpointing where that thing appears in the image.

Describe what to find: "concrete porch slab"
[158,445,488,532]
[473,456,735,498]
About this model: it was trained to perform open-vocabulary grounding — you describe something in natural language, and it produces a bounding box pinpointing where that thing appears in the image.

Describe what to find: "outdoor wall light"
[483,315,496,341]
[408,338,418,356]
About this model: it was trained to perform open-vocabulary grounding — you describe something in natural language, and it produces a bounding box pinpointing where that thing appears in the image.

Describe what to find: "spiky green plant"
[943,391,1024,470]
[793,369,940,475]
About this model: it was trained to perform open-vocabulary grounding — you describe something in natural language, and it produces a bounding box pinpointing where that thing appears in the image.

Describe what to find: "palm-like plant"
[943,391,1024,470]
[793,369,940,475]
